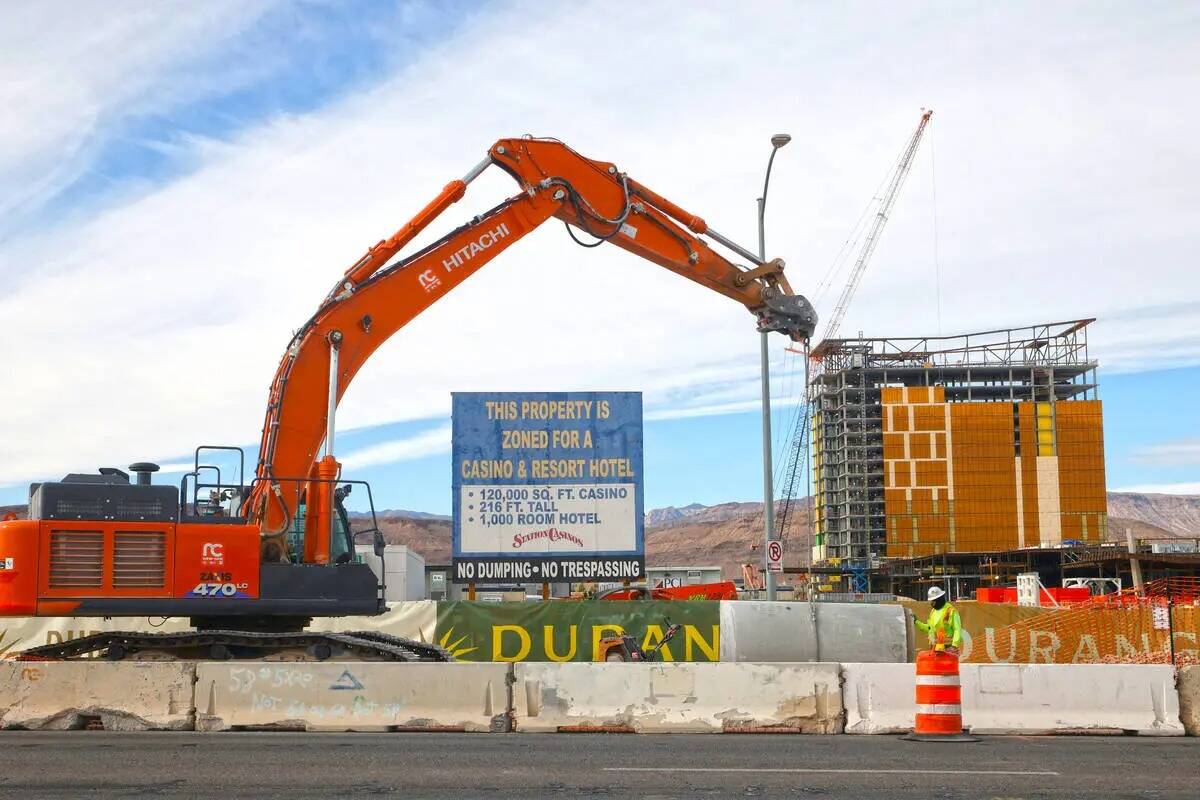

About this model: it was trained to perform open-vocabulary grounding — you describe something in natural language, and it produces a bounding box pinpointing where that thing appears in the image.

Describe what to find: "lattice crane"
[775,110,933,556]
[820,109,932,342]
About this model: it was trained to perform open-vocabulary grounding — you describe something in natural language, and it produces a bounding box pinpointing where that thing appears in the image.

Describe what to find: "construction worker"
[915,586,962,654]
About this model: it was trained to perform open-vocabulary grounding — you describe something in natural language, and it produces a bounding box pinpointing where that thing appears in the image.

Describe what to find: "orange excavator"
[0,137,815,660]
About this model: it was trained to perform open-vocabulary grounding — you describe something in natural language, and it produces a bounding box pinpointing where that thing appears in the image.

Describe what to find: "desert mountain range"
[2,492,1194,580]
[367,491,1198,578]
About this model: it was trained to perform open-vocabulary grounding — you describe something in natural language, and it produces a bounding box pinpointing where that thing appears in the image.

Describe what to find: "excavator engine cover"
[29,473,178,523]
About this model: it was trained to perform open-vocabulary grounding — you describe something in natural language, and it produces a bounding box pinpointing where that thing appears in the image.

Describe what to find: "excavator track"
[16,630,453,662]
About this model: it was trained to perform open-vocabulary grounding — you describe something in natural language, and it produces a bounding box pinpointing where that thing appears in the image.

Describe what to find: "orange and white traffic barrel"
[903,649,978,742]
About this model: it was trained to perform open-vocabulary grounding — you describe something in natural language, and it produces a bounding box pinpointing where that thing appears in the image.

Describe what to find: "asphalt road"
[0,732,1193,798]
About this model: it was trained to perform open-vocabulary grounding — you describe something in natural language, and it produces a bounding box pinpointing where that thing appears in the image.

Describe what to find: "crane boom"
[819,109,932,342]
[775,110,932,553]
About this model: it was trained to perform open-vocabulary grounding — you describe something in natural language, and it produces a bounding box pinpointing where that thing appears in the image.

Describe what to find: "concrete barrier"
[195,662,510,732]
[1178,665,1200,736]
[0,654,1183,736]
[841,662,915,734]
[841,662,1185,736]
[720,601,911,663]
[0,661,195,730]
[513,662,843,733]
[962,664,1183,736]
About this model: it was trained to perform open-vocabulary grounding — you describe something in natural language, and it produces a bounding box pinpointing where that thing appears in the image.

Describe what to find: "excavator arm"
[248,137,816,557]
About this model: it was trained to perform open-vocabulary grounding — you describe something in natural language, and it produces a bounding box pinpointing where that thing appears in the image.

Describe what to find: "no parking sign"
[767,540,783,573]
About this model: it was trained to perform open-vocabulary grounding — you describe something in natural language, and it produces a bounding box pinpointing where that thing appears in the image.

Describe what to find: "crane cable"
[775,111,934,547]
[775,339,811,546]
[930,128,942,334]
[810,146,905,312]
[774,347,802,469]
[773,351,806,490]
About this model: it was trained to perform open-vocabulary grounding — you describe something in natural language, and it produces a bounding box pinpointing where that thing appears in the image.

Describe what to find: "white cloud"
[1,2,1198,488]
[1114,482,1200,496]
[153,462,197,475]
[0,2,277,233]
[1132,438,1200,467]
[646,400,764,422]
[340,425,452,470]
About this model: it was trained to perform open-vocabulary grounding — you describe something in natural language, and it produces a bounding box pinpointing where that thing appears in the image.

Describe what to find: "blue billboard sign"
[451,391,644,584]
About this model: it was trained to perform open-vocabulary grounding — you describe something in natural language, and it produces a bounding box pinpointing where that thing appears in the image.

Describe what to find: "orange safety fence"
[963,577,1200,666]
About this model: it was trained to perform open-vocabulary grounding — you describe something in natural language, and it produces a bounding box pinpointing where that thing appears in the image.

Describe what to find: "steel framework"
[807,319,1100,569]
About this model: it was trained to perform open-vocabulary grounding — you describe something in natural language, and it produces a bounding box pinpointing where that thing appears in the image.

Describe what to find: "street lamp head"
[771,133,792,149]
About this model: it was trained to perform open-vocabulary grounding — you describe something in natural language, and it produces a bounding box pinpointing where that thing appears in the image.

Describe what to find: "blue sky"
[2,2,1197,511]
[2,363,1195,511]
[5,1,475,238]
[328,363,1200,514]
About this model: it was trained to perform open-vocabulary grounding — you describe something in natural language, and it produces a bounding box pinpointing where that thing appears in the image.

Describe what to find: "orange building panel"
[913,405,945,432]
[917,515,950,543]
[877,393,1105,558]
[1061,513,1082,541]
[919,460,948,486]
[909,435,932,460]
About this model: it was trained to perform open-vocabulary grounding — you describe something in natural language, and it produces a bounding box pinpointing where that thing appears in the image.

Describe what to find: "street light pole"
[759,133,790,601]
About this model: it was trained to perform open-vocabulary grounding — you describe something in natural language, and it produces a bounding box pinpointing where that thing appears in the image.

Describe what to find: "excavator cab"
[184,446,381,566]
[0,448,452,660]
[286,487,357,567]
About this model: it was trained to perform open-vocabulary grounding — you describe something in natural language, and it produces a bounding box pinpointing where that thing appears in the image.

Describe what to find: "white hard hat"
[927,586,946,602]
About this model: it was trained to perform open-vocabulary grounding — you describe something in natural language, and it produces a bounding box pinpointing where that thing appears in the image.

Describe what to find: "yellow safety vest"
[916,601,962,649]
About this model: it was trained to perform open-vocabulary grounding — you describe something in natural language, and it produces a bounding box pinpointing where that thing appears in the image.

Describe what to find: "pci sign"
[767,540,784,573]
[451,392,645,584]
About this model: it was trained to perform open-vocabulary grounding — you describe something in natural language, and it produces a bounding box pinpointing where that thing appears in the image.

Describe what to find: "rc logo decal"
[201,542,225,566]
[418,269,441,293]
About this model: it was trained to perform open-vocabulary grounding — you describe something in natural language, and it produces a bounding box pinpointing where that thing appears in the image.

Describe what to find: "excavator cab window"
[332,500,354,564]
[285,490,356,565]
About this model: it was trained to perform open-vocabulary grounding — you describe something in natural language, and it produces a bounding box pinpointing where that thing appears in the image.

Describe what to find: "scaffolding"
[810,320,1101,572]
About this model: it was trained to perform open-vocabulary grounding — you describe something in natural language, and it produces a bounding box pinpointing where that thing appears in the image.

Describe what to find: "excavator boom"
[251,137,816,545]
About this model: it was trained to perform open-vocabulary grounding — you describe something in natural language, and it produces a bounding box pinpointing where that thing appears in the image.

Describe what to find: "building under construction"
[809,319,1106,577]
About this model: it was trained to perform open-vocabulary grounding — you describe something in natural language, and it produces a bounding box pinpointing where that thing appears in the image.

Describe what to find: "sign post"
[766,540,783,573]
[451,392,645,585]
